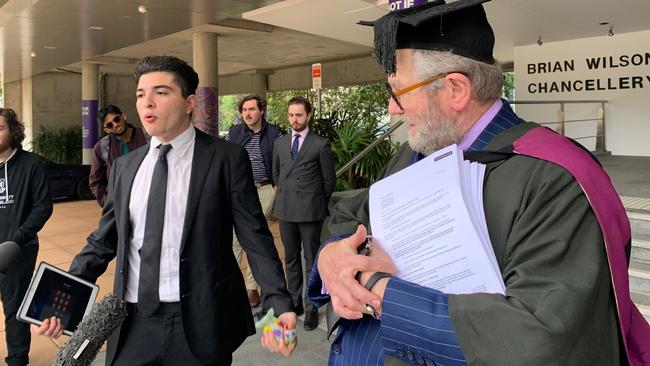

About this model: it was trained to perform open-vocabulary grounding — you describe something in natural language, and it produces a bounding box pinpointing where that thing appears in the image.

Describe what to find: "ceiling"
[87,19,372,77]
[244,0,650,66]
[2,0,650,84]
[0,0,285,82]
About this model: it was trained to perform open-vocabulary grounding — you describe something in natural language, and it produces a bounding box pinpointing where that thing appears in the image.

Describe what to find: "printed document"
[368,145,505,294]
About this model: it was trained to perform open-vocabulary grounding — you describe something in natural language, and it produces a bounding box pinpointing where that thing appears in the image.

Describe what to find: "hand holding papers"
[368,144,505,295]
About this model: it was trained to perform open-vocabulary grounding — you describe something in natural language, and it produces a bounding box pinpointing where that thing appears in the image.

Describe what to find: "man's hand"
[318,225,397,319]
[260,311,297,356]
[31,317,64,338]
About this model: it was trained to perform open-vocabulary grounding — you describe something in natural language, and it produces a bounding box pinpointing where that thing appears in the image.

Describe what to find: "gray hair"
[411,50,503,104]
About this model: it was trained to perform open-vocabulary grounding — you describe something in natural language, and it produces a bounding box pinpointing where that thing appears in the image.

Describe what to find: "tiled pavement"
[0,200,330,366]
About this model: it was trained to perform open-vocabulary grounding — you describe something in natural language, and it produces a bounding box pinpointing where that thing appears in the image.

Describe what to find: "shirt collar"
[244,118,267,134]
[457,99,503,151]
[149,124,195,157]
[291,126,309,138]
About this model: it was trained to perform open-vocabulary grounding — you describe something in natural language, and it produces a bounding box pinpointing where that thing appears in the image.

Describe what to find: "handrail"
[336,120,404,178]
[510,100,607,153]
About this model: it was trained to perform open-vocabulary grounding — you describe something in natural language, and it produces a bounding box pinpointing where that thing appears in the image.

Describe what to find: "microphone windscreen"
[53,293,127,366]
[0,241,21,274]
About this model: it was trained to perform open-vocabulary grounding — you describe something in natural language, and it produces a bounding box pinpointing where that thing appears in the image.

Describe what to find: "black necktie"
[291,134,300,160]
[138,143,172,316]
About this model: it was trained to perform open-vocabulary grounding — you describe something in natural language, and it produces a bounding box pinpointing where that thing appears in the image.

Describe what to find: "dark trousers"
[112,303,232,366]
[279,220,322,314]
[0,244,38,366]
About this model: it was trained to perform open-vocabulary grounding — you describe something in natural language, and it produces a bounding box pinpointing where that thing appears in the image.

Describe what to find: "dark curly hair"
[133,55,199,98]
[237,95,267,114]
[0,108,25,149]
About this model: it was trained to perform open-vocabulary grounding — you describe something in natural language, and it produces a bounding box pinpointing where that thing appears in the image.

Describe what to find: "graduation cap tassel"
[372,14,401,75]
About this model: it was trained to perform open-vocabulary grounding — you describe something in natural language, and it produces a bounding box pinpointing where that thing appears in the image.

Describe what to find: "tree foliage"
[33,125,83,164]
[502,71,515,101]
[218,94,244,135]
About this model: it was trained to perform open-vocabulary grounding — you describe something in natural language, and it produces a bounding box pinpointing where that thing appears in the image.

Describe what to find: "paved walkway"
[0,200,330,366]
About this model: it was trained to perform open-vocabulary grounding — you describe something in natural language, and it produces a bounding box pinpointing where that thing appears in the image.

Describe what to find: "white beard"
[405,99,463,156]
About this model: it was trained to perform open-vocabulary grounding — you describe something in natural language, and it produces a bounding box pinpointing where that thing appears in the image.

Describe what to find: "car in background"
[42,158,94,200]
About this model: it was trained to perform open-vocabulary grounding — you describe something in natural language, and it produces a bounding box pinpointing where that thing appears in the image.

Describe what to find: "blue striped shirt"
[243,132,269,183]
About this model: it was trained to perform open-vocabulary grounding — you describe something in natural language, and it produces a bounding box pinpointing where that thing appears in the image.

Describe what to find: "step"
[631,236,650,264]
[621,196,650,237]
[637,303,650,323]
[620,196,650,212]
[627,210,650,237]
[631,291,650,306]
[631,292,650,323]
[628,260,650,294]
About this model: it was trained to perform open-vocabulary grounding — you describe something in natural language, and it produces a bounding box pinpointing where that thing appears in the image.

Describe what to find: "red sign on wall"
[312,63,322,89]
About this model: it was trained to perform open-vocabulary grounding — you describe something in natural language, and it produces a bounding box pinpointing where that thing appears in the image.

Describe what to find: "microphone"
[53,293,127,366]
[0,241,21,274]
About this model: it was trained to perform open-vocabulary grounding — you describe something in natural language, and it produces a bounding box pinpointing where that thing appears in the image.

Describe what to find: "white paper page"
[471,163,501,286]
[369,145,505,295]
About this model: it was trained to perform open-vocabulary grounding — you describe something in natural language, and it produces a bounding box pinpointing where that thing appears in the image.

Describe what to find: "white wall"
[514,30,650,156]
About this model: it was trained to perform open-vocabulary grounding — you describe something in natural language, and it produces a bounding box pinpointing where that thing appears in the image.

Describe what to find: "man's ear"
[445,73,473,112]
[186,95,196,114]
[122,113,127,122]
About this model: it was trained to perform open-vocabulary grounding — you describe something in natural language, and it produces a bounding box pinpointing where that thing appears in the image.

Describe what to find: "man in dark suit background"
[272,96,335,330]
[35,55,296,365]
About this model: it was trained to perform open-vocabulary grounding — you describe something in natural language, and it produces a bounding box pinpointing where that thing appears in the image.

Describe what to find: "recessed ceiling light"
[89,26,104,30]
[44,46,56,50]
[30,52,37,57]
[138,5,147,14]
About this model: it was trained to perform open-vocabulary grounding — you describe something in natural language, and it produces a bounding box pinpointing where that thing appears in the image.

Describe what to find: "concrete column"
[20,78,33,150]
[192,32,219,136]
[81,63,99,164]
[249,73,268,101]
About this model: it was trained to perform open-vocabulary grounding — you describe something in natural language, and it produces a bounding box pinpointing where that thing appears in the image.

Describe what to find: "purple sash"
[513,127,650,365]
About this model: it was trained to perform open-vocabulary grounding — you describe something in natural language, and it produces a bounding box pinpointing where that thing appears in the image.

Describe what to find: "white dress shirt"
[125,126,195,303]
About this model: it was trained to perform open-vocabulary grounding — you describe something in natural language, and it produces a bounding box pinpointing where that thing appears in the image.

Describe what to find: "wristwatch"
[356,236,373,256]
[355,236,392,320]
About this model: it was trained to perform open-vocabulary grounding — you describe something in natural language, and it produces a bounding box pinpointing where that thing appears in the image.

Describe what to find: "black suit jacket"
[272,131,336,222]
[69,128,292,364]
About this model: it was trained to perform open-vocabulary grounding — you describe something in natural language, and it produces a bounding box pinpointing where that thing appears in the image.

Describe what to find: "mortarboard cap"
[360,0,495,74]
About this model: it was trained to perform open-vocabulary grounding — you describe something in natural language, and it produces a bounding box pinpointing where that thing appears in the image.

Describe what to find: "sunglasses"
[104,115,123,130]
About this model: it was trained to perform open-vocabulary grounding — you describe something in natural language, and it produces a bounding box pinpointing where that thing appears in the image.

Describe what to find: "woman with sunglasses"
[90,105,148,206]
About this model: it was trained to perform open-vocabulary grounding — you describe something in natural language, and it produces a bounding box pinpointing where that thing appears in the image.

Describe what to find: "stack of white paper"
[369,144,505,295]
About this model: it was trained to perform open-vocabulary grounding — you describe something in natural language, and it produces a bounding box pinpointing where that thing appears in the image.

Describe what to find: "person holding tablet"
[34,56,296,365]
[0,108,53,366]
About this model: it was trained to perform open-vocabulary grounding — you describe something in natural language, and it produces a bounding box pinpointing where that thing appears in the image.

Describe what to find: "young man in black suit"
[35,56,296,365]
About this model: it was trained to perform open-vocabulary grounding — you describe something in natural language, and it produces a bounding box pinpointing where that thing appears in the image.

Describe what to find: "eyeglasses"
[104,115,123,129]
[386,72,453,110]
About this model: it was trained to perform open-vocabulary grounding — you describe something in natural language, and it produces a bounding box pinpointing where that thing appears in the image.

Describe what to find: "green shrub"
[33,125,83,164]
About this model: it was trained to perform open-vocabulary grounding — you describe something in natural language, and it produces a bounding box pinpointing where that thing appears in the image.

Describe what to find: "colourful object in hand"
[254,308,297,345]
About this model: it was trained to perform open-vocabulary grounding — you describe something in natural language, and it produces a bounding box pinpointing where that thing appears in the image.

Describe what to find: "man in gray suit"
[272,96,335,330]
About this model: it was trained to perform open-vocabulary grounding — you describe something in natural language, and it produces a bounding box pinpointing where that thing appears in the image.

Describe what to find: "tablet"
[17,262,99,336]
